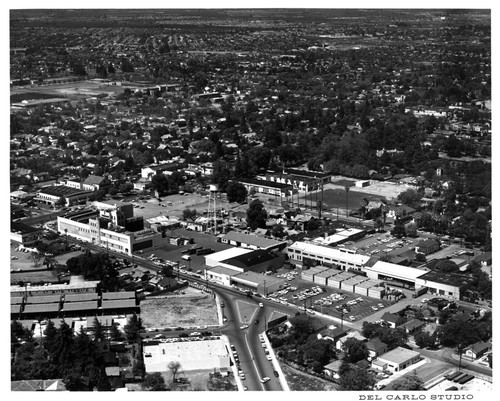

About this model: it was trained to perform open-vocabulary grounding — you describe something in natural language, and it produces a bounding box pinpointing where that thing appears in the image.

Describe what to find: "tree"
[391,219,406,238]
[151,172,170,197]
[168,361,182,383]
[142,372,167,391]
[414,331,436,349]
[30,250,43,267]
[392,372,425,390]
[226,181,248,203]
[109,324,124,342]
[342,338,369,364]
[339,364,376,391]
[182,208,197,221]
[246,199,268,230]
[397,188,423,208]
[92,317,106,342]
[124,314,142,342]
[271,224,285,238]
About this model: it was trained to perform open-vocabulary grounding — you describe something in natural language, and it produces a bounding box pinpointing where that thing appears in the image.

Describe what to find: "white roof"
[205,247,252,265]
[289,241,370,265]
[366,261,428,281]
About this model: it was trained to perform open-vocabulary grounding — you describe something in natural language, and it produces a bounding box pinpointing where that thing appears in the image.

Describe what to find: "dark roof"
[101,299,137,309]
[283,168,331,179]
[236,177,293,190]
[381,312,404,324]
[11,221,41,234]
[223,249,276,268]
[366,337,387,351]
[25,295,61,304]
[63,301,98,311]
[466,341,491,354]
[23,303,60,313]
[416,239,440,248]
[102,292,136,300]
[64,293,98,302]
[11,296,24,305]
[38,185,93,197]
[418,271,475,288]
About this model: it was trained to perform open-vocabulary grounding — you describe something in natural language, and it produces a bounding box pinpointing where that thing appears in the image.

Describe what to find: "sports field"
[304,188,386,211]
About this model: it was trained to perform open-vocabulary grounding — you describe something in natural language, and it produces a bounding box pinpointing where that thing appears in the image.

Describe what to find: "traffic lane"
[248,310,283,391]
[219,291,265,390]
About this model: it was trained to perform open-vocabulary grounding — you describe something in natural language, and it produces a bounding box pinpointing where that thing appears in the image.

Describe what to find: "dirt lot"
[281,363,338,391]
[140,289,219,329]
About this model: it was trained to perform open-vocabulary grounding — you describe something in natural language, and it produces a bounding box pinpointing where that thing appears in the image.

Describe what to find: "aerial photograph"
[9,7,492,395]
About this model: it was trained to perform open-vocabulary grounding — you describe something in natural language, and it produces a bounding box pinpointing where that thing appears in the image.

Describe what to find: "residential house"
[323,360,343,379]
[414,239,440,255]
[366,338,388,359]
[464,341,492,360]
[401,319,425,334]
[380,312,406,329]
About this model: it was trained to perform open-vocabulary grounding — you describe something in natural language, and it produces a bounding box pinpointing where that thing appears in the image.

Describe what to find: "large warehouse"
[287,241,370,271]
[143,338,230,374]
[363,261,428,290]
[363,261,472,300]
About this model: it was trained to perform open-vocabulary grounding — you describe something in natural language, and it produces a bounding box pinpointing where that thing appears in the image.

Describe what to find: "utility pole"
[345,186,350,218]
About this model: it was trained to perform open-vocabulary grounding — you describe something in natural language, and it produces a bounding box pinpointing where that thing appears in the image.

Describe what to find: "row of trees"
[12,314,144,389]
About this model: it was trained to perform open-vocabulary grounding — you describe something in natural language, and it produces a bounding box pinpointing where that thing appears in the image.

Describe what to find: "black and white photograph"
[8,3,494,397]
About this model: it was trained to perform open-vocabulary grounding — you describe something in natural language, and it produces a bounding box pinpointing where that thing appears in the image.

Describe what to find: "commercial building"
[143,338,231,374]
[220,231,288,251]
[312,228,366,247]
[363,261,428,290]
[235,177,294,199]
[415,271,475,299]
[36,185,95,207]
[57,202,161,256]
[301,266,329,282]
[372,347,421,372]
[11,221,42,246]
[287,241,370,271]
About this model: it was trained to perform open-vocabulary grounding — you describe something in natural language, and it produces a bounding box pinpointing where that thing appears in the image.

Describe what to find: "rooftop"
[378,346,420,364]
[223,231,287,249]
[416,270,475,288]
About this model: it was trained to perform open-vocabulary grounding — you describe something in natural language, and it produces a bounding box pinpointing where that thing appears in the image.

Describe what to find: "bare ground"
[140,291,219,328]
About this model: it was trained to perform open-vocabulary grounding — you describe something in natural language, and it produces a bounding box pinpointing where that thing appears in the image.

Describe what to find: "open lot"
[304,187,386,211]
[140,288,219,329]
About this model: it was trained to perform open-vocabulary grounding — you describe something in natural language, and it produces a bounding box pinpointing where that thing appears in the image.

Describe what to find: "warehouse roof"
[102,291,136,300]
[378,346,420,364]
[63,301,98,311]
[365,261,428,282]
[223,231,287,249]
[23,303,60,313]
[64,293,99,302]
[25,295,61,304]
[101,299,137,309]
[289,242,370,265]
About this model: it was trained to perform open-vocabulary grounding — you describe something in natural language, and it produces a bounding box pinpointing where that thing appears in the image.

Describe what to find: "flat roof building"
[143,338,230,374]
[288,241,370,271]
[373,347,421,372]
[220,231,287,251]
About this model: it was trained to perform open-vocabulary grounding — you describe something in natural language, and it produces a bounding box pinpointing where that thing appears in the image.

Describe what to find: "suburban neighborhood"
[10,8,492,395]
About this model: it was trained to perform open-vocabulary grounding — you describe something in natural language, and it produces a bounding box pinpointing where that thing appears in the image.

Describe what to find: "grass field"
[304,188,386,210]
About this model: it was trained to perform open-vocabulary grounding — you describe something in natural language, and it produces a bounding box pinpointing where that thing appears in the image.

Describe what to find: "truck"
[196,248,215,255]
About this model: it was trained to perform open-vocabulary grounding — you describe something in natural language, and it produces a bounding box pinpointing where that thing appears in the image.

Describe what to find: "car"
[266,355,272,361]
[259,302,264,308]
[273,370,279,377]
[349,316,356,321]
[372,306,378,311]
[240,324,249,330]
[378,303,384,308]
[260,377,270,383]
[223,317,228,322]
[254,319,259,325]
[243,386,248,391]
[422,298,429,303]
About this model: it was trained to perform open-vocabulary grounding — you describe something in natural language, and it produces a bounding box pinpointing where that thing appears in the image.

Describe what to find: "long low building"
[287,241,370,271]
[220,231,287,251]
[143,338,231,374]
[363,261,428,290]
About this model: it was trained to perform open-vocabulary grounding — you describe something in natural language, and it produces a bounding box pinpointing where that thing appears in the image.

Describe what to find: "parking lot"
[341,231,417,258]
[264,267,392,322]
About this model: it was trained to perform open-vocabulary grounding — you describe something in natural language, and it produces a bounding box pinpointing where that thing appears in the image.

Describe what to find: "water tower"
[208,184,219,233]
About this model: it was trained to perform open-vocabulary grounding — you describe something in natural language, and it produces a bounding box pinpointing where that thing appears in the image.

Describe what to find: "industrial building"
[219,230,287,251]
[372,347,421,372]
[287,241,370,271]
[57,201,161,256]
[363,261,428,290]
